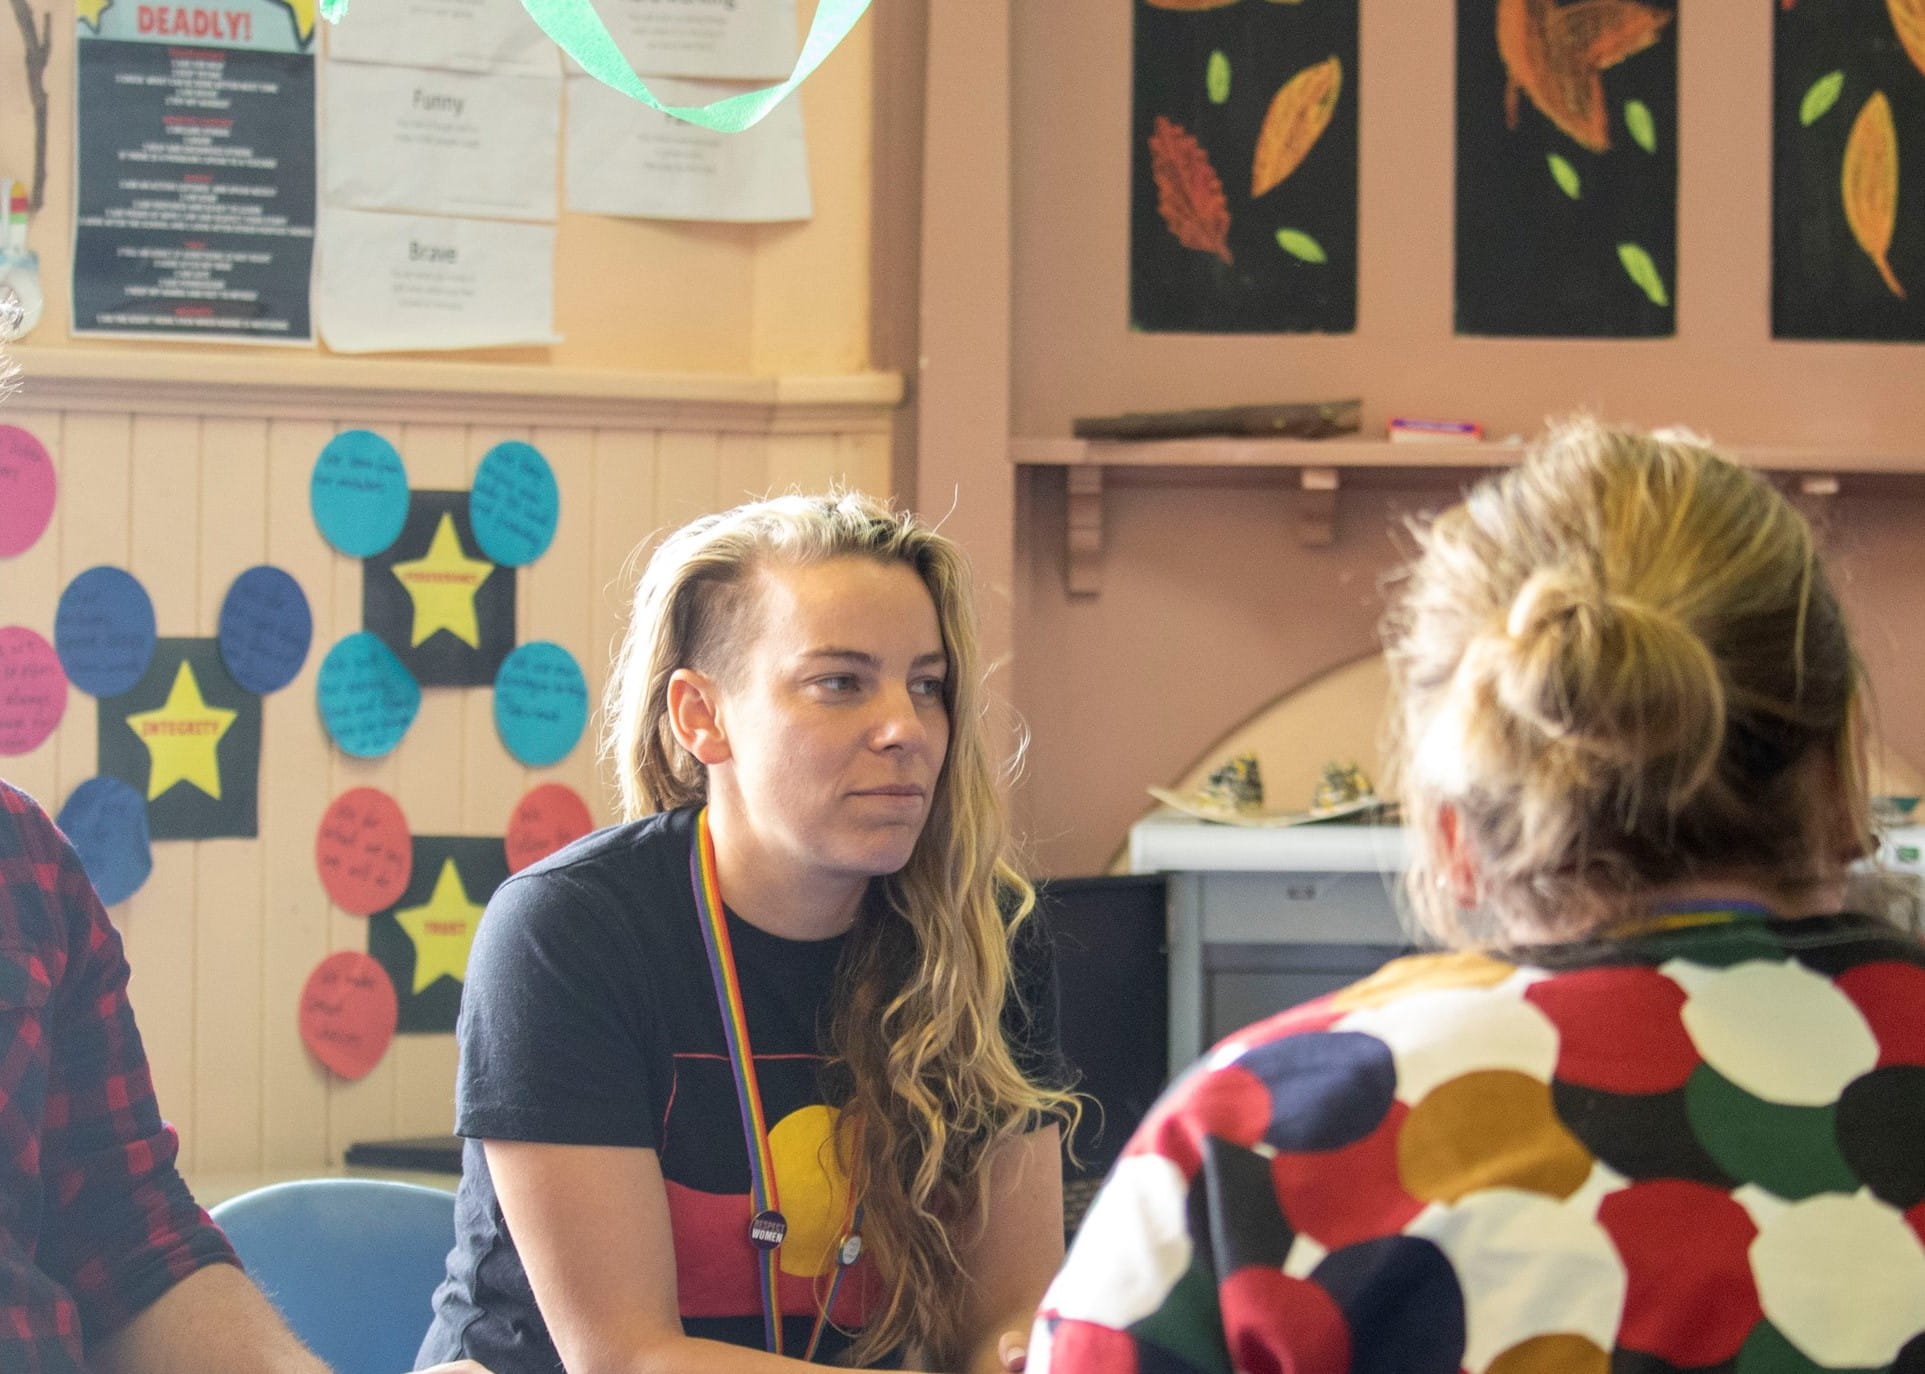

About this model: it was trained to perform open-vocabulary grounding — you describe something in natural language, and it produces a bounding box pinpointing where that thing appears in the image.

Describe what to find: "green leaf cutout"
[1547,153,1581,199]
[1617,242,1669,307]
[1625,100,1657,153]
[1800,71,1845,126]
[1275,228,1327,263]
[1207,50,1231,105]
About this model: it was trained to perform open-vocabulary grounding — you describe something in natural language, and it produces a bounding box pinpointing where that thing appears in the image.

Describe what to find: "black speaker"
[1034,874,1169,1234]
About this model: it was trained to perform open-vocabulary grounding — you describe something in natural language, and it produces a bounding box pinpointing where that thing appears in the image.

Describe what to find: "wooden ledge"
[1012,435,1925,476]
[8,345,904,432]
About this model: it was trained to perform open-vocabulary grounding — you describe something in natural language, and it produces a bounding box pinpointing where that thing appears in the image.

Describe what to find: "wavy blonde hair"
[604,489,1074,1366]
[1383,418,1867,947]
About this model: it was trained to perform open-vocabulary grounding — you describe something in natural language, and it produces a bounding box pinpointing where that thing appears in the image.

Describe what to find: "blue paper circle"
[493,641,588,767]
[54,566,158,698]
[317,632,422,758]
[471,441,559,567]
[218,566,313,695]
[311,431,409,558]
[56,777,153,906]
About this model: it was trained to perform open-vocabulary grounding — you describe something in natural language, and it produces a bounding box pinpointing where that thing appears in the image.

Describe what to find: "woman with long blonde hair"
[419,491,1076,1373]
[1031,420,1925,1373]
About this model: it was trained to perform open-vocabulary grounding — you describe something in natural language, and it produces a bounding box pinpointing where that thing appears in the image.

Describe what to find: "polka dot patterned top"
[1030,910,1925,1374]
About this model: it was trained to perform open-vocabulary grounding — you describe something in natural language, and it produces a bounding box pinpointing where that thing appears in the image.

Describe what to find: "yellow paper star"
[76,0,114,31]
[125,660,237,802]
[267,0,317,45]
[390,512,494,649]
[393,858,484,994]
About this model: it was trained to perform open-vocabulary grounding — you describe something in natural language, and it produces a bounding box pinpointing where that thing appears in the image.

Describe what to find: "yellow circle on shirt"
[769,1104,856,1278]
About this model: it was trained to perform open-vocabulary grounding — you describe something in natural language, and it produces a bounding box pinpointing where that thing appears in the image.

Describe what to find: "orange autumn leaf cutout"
[1892,0,1925,80]
[1252,57,1343,197]
[1497,0,1673,152]
[1150,115,1234,264]
[1843,91,1905,298]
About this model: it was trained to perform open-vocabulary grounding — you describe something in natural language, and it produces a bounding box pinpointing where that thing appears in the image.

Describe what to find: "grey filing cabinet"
[1129,811,1415,1071]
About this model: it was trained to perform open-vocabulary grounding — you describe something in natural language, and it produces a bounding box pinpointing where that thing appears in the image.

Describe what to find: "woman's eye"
[815,674,859,693]
[911,677,947,700]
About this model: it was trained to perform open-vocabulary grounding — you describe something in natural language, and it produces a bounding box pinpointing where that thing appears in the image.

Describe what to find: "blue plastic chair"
[210,1177,454,1374]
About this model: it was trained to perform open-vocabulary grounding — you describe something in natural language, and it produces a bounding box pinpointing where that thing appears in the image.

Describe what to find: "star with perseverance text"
[389,512,494,649]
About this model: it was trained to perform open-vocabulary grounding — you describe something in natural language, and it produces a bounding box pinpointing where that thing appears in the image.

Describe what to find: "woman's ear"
[1434,802,1482,909]
[667,668,732,766]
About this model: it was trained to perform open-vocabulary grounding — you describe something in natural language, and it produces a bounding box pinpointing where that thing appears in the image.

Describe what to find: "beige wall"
[0,2,873,374]
[0,5,895,1183]
[1004,3,1925,876]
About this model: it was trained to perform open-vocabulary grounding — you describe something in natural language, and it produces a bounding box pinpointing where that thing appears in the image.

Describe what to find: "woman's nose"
[870,687,929,750]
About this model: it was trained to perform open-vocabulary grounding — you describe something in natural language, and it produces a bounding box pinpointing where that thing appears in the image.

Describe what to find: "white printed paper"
[325,0,559,76]
[317,207,558,351]
[589,0,797,81]
[325,63,560,221]
[564,74,811,222]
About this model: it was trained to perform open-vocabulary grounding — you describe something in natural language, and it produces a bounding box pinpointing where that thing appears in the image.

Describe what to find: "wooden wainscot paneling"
[0,354,900,1187]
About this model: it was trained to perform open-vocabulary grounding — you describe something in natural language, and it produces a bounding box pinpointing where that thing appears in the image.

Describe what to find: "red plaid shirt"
[0,781,236,1372]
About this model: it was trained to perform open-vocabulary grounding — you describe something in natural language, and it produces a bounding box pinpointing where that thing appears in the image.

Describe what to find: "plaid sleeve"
[10,785,238,1343]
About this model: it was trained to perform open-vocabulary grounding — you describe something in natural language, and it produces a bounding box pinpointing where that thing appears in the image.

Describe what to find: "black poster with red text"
[73,0,316,342]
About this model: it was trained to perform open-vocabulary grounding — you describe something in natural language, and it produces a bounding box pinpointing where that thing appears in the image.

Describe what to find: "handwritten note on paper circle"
[54,566,158,698]
[218,566,313,695]
[299,951,399,1080]
[493,641,588,767]
[315,787,414,916]
[311,430,410,558]
[471,441,559,567]
[0,425,56,558]
[56,776,153,906]
[0,627,68,756]
[505,782,595,873]
[317,632,421,758]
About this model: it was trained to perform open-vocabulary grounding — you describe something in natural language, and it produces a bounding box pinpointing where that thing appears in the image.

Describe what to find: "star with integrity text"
[393,858,484,994]
[390,512,494,649]
[125,660,237,801]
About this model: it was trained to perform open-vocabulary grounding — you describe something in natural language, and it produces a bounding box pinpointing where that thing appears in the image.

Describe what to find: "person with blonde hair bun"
[419,490,1077,1373]
[1030,419,1925,1374]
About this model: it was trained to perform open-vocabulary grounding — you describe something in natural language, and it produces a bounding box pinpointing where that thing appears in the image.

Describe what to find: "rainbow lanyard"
[688,809,862,1360]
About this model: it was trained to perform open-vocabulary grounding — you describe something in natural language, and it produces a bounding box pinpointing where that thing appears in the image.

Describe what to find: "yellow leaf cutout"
[1252,57,1343,198]
[1843,91,1905,298]
[1890,0,1925,80]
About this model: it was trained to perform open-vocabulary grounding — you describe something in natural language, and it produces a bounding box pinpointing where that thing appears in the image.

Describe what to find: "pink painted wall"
[1003,3,1925,876]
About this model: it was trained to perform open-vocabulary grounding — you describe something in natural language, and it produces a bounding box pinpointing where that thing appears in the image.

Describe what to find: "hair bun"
[1483,568,1727,808]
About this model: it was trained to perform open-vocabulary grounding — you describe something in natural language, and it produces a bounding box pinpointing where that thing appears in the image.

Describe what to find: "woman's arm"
[485,1138,856,1374]
[953,1125,1066,1374]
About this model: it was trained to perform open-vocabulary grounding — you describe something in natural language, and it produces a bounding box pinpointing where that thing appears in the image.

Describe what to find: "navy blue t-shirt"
[417,806,1062,1371]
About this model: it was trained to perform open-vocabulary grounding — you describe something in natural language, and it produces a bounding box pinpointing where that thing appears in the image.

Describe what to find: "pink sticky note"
[315,787,413,916]
[0,426,56,558]
[505,782,594,874]
[299,952,399,1081]
[0,627,67,755]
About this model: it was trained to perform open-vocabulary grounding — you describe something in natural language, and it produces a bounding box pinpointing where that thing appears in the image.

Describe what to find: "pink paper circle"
[505,782,594,873]
[0,627,68,755]
[299,952,398,1081]
[0,426,56,558]
[315,787,414,916]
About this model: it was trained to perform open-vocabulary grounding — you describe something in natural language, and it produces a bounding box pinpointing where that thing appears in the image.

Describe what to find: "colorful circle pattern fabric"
[1033,915,1925,1374]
